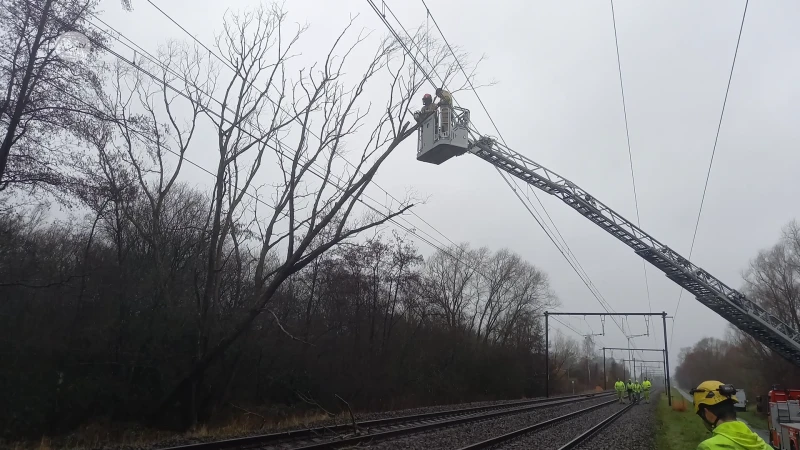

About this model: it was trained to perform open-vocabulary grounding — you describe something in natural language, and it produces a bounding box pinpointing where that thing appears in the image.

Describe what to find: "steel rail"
[557,401,636,449]
[288,394,614,450]
[159,392,613,450]
[455,398,619,450]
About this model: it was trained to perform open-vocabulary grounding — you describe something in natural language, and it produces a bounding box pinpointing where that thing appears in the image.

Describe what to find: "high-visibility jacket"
[696,420,771,450]
[626,382,634,391]
[614,380,625,391]
[634,383,642,392]
[643,380,652,390]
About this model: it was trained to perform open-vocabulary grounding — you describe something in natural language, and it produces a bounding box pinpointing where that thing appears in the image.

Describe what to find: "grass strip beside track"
[655,389,708,450]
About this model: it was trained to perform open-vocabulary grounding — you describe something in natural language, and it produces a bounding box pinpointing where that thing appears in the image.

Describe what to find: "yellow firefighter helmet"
[690,380,739,414]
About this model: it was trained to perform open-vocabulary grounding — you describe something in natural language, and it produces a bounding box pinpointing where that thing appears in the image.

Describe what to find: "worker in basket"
[691,381,770,450]
[614,378,626,404]
[435,88,453,137]
[642,377,652,403]
[413,93,438,124]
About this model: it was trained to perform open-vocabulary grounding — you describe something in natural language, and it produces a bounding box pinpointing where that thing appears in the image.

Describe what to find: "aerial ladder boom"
[416,107,800,365]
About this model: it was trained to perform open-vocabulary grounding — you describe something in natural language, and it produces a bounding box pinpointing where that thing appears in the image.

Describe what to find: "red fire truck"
[758,386,800,449]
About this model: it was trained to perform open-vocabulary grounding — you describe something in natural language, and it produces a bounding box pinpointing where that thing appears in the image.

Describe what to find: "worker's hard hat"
[690,381,738,414]
[423,93,432,101]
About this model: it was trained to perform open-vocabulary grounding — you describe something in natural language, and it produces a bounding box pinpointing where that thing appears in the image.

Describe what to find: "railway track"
[454,399,626,449]
[160,392,613,450]
[557,401,636,449]
[456,392,655,449]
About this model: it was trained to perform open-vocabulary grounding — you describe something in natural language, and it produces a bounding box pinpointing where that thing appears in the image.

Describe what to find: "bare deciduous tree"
[0,0,106,193]
[145,6,468,420]
[425,244,481,330]
[2,1,544,439]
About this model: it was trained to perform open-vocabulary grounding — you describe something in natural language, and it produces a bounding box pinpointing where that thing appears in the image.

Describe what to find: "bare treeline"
[0,0,561,439]
[675,220,800,397]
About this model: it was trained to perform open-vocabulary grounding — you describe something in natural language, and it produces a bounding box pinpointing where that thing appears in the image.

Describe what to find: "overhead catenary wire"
[378,0,634,343]
[85,6,497,275]
[477,138,652,359]
[377,1,610,320]
[498,171,625,332]
[421,3,653,363]
[136,0,591,316]
[23,3,492,285]
[609,0,654,335]
[35,0,561,325]
[550,316,607,352]
[670,0,749,347]
[54,0,642,350]
[125,1,466,257]
[414,1,649,355]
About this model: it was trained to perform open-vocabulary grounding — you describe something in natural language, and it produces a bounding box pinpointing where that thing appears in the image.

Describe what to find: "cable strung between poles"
[671,0,749,346]
[410,0,633,338]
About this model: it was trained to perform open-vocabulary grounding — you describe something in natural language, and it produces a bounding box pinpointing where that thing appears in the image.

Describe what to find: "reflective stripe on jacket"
[696,421,771,450]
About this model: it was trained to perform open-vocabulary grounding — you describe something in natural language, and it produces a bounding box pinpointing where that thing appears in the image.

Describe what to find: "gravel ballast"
[351,393,591,422]
[368,395,617,449]
[498,402,627,449]
[574,395,657,450]
[107,392,610,449]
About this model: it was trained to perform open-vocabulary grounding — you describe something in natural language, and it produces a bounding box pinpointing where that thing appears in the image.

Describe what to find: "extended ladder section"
[468,137,800,365]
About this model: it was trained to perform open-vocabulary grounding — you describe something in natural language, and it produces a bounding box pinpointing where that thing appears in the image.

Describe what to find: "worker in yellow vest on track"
[614,378,626,404]
[642,378,652,403]
[626,379,634,402]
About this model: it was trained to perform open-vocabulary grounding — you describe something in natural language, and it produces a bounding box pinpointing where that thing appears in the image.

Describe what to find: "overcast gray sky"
[101,0,800,374]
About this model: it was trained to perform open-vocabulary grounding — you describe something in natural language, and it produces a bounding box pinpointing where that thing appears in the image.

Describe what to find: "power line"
[26,4,486,283]
[83,6,487,271]
[551,316,585,338]
[136,2,597,344]
[417,3,652,360]
[550,316,607,351]
[512,176,621,318]
[417,2,632,337]
[498,172,623,328]
[377,1,618,331]
[89,1,639,353]
[671,0,749,344]
[140,0,464,255]
[20,0,640,357]
[384,0,631,340]
[609,0,654,328]
[46,1,541,313]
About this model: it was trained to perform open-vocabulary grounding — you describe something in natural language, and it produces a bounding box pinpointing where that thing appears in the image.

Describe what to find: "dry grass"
[671,397,689,412]
[2,410,335,450]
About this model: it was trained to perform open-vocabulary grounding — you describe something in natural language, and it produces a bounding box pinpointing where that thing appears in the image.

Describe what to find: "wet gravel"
[353,393,585,422]
[574,394,658,450]
[106,393,609,449]
[499,402,626,449]
[368,395,616,450]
